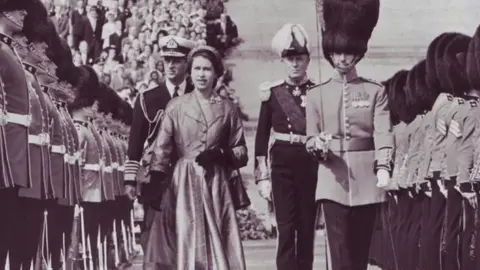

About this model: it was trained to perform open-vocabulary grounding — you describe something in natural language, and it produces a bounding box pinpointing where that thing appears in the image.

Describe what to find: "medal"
[292,87,301,96]
[300,95,306,107]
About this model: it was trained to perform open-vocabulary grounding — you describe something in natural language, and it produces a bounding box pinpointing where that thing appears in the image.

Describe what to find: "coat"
[99,128,116,201]
[18,70,53,200]
[0,33,30,189]
[146,92,248,270]
[75,119,102,203]
[306,69,394,206]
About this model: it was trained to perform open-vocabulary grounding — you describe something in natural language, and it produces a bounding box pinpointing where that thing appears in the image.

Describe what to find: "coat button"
[288,124,292,129]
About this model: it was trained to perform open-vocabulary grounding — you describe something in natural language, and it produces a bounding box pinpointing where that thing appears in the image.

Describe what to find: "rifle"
[87,235,94,270]
[80,207,88,270]
[112,219,120,267]
[97,226,104,270]
[66,205,80,270]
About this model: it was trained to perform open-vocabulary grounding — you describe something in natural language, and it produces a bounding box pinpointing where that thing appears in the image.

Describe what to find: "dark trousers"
[442,183,463,270]
[406,192,423,269]
[10,197,45,270]
[419,191,432,270]
[461,200,477,270]
[46,202,74,270]
[421,182,446,270]
[270,144,318,270]
[0,188,17,267]
[323,200,378,270]
[394,189,414,270]
[82,202,103,270]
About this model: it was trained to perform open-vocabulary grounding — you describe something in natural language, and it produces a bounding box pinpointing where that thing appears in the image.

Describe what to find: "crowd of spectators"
[42,0,240,106]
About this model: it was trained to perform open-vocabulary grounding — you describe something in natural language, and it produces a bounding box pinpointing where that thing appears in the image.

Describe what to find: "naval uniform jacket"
[306,70,394,206]
[253,79,315,183]
[0,33,30,189]
[75,119,102,203]
[125,79,194,183]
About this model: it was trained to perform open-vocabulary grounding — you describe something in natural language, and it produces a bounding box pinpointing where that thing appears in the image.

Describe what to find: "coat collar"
[183,92,226,126]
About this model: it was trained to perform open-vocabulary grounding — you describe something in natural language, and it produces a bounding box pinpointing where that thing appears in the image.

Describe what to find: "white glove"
[257,180,272,201]
[376,169,390,188]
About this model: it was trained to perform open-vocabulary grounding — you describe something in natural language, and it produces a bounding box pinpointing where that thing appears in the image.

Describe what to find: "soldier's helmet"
[321,0,380,66]
[405,60,438,112]
[48,38,75,81]
[466,25,480,91]
[439,34,471,96]
[0,0,29,18]
[271,23,310,58]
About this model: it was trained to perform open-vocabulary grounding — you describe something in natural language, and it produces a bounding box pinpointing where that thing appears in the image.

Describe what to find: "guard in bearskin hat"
[441,30,480,270]
[466,24,480,268]
[368,69,410,270]
[253,23,317,270]
[306,0,394,268]
[0,0,31,265]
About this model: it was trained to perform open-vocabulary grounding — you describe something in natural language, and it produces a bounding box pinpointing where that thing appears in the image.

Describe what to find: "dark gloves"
[141,171,168,211]
[195,148,233,171]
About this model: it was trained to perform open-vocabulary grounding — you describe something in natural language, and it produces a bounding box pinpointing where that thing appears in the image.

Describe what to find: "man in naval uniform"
[306,0,394,269]
[124,35,195,252]
[0,1,31,266]
[254,23,318,270]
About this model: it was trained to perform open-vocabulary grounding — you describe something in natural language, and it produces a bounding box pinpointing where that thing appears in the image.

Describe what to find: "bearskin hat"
[0,0,29,12]
[439,33,471,95]
[425,33,457,93]
[466,25,480,90]
[21,0,48,33]
[385,70,408,125]
[321,0,380,65]
[67,66,99,113]
[23,16,53,45]
[47,81,75,104]
[47,38,75,81]
[405,60,437,112]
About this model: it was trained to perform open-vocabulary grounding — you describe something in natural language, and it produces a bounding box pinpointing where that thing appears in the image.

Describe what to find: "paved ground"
[127,233,382,270]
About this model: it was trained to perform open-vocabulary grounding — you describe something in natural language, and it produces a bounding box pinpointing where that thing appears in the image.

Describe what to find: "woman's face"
[191,55,216,92]
[151,71,158,80]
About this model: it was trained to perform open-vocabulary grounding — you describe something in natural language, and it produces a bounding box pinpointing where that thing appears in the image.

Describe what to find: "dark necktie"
[173,85,180,98]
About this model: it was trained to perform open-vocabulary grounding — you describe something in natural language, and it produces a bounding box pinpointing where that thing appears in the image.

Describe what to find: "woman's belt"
[328,137,375,152]
[273,132,307,144]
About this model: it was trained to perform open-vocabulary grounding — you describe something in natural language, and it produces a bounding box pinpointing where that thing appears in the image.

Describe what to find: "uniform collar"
[166,78,186,97]
[332,68,358,83]
[23,62,37,75]
[285,74,309,86]
[0,33,14,50]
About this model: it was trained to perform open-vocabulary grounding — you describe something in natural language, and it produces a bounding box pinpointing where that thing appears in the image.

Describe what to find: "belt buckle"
[289,134,300,144]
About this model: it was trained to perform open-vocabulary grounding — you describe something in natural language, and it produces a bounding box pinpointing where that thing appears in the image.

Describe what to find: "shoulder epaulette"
[359,77,383,87]
[259,80,283,102]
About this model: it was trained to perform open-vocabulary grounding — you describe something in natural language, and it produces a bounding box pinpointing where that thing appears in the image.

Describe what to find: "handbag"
[228,168,251,210]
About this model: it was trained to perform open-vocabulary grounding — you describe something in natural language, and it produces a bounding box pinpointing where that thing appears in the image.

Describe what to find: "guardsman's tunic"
[254,77,318,270]
[444,97,480,269]
[306,70,394,270]
[43,87,66,202]
[19,64,53,200]
[0,33,30,189]
[99,127,116,202]
[106,131,121,199]
[75,119,102,203]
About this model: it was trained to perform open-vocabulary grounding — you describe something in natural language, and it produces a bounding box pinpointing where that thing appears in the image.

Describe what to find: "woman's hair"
[187,45,224,77]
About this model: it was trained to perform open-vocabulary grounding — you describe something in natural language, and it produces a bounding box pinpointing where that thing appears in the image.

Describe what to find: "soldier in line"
[465,25,480,267]
[0,0,31,266]
[442,33,480,269]
[12,23,57,269]
[254,23,317,270]
[72,94,104,268]
[124,35,195,257]
[307,0,394,269]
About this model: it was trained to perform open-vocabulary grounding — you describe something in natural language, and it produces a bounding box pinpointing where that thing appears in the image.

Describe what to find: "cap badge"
[166,38,178,49]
